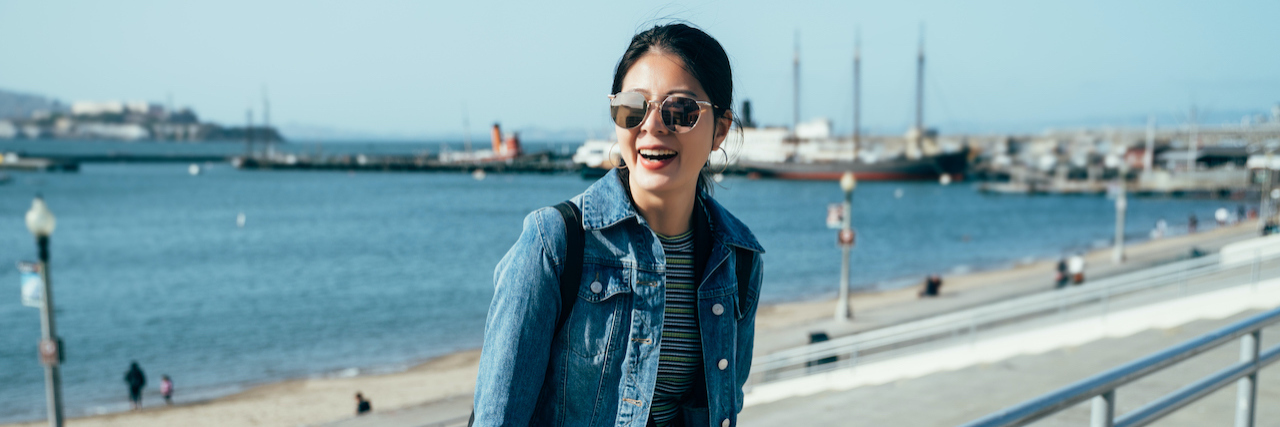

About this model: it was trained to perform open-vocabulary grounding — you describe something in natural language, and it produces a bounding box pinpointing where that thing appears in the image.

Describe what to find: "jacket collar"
[577,169,765,254]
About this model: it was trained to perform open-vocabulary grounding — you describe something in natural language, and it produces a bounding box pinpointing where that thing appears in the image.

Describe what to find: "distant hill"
[0,88,65,120]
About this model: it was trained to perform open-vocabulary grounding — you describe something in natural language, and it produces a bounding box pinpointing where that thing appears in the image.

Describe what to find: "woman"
[472,23,764,427]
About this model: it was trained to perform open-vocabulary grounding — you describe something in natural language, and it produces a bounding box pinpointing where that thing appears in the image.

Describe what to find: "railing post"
[1091,390,1115,427]
[1235,330,1260,427]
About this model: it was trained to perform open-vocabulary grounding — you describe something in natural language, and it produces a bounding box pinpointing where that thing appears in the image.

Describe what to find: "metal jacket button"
[718,359,728,370]
[722,419,730,427]
[711,303,724,316]
[590,281,602,293]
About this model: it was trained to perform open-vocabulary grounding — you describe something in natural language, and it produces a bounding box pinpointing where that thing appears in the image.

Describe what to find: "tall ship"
[736,29,969,181]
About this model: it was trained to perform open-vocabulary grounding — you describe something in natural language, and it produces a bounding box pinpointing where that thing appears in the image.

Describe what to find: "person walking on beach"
[1068,253,1086,285]
[1055,258,1070,289]
[472,23,764,427]
[355,392,371,415]
[160,375,173,405]
[919,274,943,297]
[124,361,147,410]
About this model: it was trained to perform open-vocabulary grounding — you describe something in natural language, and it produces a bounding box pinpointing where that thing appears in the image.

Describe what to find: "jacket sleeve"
[734,252,763,414]
[472,209,563,426]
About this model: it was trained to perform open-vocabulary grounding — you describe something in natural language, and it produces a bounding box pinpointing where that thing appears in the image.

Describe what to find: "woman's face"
[615,51,729,199]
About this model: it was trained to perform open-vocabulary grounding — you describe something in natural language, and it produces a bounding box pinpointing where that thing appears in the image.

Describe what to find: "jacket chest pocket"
[566,264,632,358]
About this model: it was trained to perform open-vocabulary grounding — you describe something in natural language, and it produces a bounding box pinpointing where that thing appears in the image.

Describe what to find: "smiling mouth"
[639,148,677,162]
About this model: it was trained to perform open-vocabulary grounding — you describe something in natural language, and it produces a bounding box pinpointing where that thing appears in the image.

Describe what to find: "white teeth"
[639,148,677,156]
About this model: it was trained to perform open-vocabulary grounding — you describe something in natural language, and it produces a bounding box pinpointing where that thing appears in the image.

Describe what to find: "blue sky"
[1,0,1277,140]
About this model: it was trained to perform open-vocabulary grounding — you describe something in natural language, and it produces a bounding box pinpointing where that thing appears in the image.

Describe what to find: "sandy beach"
[4,223,1260,427]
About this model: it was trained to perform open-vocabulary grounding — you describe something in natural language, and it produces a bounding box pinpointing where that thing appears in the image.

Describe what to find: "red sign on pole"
[38,339,59,366]
[838,229,856,247]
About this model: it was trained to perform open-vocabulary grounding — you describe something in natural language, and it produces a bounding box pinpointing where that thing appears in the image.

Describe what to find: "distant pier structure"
[974,122,1280,198]
[233,123,576,174]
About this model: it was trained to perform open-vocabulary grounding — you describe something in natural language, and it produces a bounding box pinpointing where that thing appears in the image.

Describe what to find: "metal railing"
[958,305,1280,427]
[749,248,1280,386]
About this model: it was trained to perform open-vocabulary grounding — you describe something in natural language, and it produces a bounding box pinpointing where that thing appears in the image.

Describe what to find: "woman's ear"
[712,109,732,151]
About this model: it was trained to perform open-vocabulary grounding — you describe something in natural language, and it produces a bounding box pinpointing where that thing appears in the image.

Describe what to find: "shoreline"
[2,222,1259,427]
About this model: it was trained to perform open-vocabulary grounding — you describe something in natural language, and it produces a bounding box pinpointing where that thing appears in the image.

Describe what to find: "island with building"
[0,88,282,142]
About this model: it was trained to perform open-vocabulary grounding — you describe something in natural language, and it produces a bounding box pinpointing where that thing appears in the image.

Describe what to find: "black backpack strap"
[551,201,584,335]
[471,201,584,427]
[734,247,754,316]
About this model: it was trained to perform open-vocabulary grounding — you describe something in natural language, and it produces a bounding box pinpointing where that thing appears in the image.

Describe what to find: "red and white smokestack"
[491,124,502,154]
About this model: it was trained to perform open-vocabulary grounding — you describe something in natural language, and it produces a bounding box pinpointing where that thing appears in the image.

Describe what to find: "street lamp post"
[26,196,63,427]
[1113,164,1128,264]
[1259,145,1276,235]
[836,172,857,321]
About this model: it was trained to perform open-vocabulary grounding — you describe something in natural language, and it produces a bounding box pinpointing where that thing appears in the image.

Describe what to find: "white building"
[71,100,163,116]
[76,123,150,140]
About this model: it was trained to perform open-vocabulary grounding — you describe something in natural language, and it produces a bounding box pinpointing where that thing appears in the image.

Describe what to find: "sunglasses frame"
[608,92,718,134]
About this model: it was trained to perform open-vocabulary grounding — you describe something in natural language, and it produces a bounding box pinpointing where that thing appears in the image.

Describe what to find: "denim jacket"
[473,169,765,427]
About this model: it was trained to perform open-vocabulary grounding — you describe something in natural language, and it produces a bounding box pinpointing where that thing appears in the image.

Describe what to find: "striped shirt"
[649,230,702,426]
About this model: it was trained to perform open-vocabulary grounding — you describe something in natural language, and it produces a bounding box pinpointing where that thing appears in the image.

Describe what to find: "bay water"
[0,141,1244,422]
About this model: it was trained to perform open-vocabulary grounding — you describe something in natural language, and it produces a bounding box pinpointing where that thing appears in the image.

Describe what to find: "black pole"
[36,234,64,427]
[37,235,49,262]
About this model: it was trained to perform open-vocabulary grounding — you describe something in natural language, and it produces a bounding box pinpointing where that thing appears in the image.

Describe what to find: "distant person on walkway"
[1150,219,1168,239]
[1238,205,1247,222]
[1068,254,1086,285]
[1188,213,1198,233]
[919,274,943,297]
[355,392,372,415]
[124,361,147,410]
[160,375,173,405]
[1055,258,1070,289]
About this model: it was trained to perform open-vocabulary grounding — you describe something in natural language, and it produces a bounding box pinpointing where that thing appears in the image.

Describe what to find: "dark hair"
[611,23,740,194]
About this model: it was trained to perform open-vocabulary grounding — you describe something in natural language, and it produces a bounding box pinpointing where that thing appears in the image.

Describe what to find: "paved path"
[740,311,1280,426]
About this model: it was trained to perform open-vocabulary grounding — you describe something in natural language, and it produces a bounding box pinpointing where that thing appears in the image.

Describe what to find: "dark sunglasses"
[608,92,717,134]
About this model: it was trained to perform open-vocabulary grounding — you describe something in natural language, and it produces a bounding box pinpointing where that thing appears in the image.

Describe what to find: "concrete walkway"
[740,311,1280,426]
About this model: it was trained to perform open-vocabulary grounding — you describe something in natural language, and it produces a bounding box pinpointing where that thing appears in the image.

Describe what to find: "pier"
[0,155,78,172]
[232,151,579,174]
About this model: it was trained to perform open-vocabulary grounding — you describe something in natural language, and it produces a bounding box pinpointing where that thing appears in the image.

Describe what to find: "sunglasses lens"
[662,96,702,133]
[610,92,647,129]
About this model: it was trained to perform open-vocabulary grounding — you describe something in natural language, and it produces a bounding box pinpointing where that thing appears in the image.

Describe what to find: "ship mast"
[853,29,861,160]
[462,101,472,153]
[262,86,271,151]
[914,25,925,155]
[793,30,800,135]
[245,108,254,158]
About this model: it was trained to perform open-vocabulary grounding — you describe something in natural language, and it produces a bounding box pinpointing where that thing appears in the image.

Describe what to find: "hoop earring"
[608,141,627,169]
[713,147,730,175]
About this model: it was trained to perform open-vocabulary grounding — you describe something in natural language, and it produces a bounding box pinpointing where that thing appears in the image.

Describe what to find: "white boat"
[573,139,619,178]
